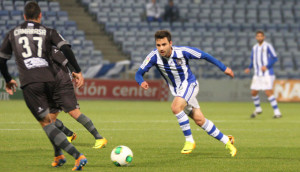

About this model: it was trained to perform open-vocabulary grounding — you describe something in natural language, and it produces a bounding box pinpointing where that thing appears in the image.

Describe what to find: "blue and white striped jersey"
[136,46,226,96]
[249,41,278,76]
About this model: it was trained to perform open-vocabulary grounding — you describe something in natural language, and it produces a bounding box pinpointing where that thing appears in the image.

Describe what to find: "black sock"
[55,119,73,137]
[43,123,80,159]
[50,139,63,157]
[76,114,103,139]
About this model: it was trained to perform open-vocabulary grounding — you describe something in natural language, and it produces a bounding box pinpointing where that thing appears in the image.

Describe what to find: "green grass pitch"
[0,100,299,171]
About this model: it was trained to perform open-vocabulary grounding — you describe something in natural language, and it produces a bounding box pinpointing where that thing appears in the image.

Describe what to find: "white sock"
[201,119,228,144]
[268,95,281,115]
[175,111,194,143]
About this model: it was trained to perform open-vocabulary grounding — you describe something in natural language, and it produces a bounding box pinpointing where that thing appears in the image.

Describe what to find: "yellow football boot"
[181,141,196,154]
[225,135,237,157]
[93,138,107,149]
[67,133,77,143]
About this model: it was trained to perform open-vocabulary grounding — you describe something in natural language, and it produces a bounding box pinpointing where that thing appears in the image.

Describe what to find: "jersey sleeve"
[248,49,254,69]
[267,44,277,57]
[266,44,278,69]
[135,51,157,85]
[139,51,157,72]
[181,46,203,59]
[182,46,227,72]
[50,29,70,49]
[0,32,13,60]
[51,47,68,66]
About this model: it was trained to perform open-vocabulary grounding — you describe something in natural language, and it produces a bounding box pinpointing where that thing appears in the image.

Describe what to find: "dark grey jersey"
[0,21,69,87]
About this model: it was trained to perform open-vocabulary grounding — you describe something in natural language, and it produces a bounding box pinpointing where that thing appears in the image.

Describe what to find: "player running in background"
[0,2,86,170]
[50,46,108,151]
[244,30,282,119]
[135,30,237,157]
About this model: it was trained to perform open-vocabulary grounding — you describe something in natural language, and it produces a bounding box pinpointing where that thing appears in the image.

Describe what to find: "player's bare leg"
[171,97,195,154]
[69,109,107,149]
[265,90,282,118]
[250,90,262,118]
[190,108,237,157]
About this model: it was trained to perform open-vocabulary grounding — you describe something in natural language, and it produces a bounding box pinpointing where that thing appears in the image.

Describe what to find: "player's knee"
[171,105,183,114]
[265,90,273,97]
[39,116,52,127]
[69,108,81,119]
[251,90,258,96]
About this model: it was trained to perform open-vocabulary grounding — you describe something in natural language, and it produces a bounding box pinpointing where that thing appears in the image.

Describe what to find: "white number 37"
[18,36,42,58]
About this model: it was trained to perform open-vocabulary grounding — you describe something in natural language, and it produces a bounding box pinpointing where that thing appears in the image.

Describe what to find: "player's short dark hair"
[256,30,265,36]
[155,30,172,42]
[24,1,41,20]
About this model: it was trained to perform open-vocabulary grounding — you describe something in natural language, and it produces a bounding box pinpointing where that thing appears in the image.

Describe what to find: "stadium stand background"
[0,0,105,76]
[1,0,299,79]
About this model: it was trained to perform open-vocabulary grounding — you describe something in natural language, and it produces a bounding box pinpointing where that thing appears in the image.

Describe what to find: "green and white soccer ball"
[111,145,133,166]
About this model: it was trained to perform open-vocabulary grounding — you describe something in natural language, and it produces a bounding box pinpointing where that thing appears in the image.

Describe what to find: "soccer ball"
[111,145,133,166]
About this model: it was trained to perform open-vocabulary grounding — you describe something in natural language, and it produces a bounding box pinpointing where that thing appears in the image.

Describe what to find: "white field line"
[0,120,300,124]
[0,128,296,132]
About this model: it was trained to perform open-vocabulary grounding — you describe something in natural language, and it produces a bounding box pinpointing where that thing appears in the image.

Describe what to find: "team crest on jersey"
[176,59,183,66]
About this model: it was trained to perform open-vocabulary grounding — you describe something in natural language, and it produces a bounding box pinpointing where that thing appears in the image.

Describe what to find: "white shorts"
[250,75,275,90]
[181,81,200,115]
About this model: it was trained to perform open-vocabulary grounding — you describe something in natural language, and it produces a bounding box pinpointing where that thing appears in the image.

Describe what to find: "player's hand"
[72,72,84,89]
[244,68,250,74]
[261,66,267,72]
[224,67,234,78]
[141,81,149,90]
[5,79,17,95]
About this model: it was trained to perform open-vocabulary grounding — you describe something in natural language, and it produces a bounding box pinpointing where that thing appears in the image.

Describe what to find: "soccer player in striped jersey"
[244,30,282,119]
[135,30,237,157]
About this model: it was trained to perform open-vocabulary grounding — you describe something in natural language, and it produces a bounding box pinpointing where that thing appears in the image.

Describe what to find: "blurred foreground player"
[0,1,87,170]
[50,46,108,152]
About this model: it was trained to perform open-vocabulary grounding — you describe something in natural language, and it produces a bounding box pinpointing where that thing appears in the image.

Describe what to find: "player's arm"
[60,45,84,88]
[135,52,156,89]
[0,57,12,83]
[0,56,18,96]
[201,53,234,78]
[59,45,81,73]
[0,33,12,82]
[50,29,84,87]
[245,50,253,74]
[0,58,17,95]
[265,45,278,69]
[0,32,17,89]
[183,47,226,71]
[135,68,149,89]
[50,29,81,71]
[183,47,233,77]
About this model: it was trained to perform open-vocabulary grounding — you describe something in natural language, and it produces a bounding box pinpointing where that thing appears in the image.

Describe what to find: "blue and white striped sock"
[175,111,194,143]
[252,95,262,112]
[268,95,281,115]
[201,118,229,144]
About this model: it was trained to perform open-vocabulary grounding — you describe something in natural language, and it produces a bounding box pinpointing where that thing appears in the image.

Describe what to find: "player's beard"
[160,48,172,58]
[257,40,264,45]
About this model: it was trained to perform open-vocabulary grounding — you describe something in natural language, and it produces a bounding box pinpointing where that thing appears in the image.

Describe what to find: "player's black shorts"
[22,82,57,121]
[51,67,79,113]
